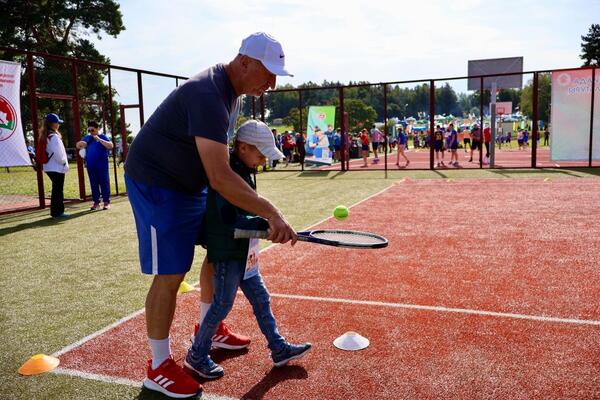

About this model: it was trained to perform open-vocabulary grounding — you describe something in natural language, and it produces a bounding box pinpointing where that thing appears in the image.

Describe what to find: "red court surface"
[312,148,591,171]
[54,178,600,399]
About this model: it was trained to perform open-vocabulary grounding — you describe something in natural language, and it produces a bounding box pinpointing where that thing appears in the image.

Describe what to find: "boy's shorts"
[125,175,207,275]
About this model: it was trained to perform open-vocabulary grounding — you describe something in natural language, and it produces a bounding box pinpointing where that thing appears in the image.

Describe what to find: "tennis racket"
[234,228,388,249]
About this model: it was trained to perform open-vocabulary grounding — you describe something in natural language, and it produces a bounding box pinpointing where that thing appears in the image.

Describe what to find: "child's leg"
[189,260,244,359]
[199,257,213,324]
[240,272,286,353]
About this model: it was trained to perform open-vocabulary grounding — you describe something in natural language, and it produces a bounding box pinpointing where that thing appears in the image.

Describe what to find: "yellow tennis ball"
[333,205,349,220]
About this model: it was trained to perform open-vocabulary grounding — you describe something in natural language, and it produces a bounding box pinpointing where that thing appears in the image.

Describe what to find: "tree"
[580,24,600,67]
[340,99,377,133]
[520,74,551,125]
[283,106,308,133]
[435,83,460,116]
[1,0,125,147]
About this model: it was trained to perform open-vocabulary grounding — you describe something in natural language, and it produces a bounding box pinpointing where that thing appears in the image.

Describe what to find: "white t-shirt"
[43,133,69,174]
[370,128,383,143]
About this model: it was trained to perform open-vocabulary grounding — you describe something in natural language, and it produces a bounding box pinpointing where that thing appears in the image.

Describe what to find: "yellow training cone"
[18,354,59,376]
[178,281,196,294]
[544,178,551,182]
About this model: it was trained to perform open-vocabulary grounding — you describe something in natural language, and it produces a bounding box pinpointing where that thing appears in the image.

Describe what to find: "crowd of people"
[266,121,550,170]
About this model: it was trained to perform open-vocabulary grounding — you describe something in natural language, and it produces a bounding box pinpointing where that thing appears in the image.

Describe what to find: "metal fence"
[0,47,597,214]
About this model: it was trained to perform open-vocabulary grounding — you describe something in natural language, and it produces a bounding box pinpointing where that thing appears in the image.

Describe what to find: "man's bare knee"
[150,274,186,293]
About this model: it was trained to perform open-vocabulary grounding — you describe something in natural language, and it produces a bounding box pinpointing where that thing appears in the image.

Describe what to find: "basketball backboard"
[468,57,523,91]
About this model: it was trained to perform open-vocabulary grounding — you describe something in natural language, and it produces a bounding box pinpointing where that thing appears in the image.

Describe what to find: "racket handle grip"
[233,228,269,239]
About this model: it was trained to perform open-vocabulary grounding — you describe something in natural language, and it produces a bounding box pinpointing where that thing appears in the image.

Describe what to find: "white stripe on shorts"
[151,225,158,275]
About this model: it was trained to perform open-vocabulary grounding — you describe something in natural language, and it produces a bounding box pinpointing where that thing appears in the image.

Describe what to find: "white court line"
[52,367,236,400]
[49,183,394,384]
[52,309,146,358]
[270,293,600,326]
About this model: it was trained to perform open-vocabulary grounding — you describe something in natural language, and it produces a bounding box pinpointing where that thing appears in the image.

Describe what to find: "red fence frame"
[1,47,598,214]
[1,47,187,214]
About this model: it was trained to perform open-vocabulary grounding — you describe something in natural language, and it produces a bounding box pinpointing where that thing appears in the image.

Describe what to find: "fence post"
[532,72,539,168]
[383,84,388,172]
[71,61,86,200]
[27,53,45,208]
[479,76,484,168]
[429,80,435,170]
[137,71,145,126]
[107,67,119,194]
[339,87,345,171]
[589,68,596,167]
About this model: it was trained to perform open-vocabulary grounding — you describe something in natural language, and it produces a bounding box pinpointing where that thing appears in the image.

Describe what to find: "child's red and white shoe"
[143,356,201,398]
[191,321,251,350]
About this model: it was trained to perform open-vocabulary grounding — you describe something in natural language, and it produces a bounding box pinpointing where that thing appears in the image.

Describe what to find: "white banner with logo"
[551,69,600,161]
[0,60,31,166]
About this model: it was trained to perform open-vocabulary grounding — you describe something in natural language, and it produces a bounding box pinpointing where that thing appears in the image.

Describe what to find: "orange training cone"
[18,354,59,375]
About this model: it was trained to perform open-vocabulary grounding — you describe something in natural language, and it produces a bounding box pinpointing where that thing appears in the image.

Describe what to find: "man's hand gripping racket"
[234,228,388,249]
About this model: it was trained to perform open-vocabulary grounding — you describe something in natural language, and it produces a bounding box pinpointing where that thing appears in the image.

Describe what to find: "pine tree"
[580,24,600,67]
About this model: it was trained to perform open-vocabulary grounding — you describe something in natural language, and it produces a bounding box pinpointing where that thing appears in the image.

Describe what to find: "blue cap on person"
[236,120,285,160]
[46,113,64,124]
[239,32,293,77]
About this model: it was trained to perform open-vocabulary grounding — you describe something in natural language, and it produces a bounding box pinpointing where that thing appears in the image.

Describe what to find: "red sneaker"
[143,356,201,398]
[192,321,251,350]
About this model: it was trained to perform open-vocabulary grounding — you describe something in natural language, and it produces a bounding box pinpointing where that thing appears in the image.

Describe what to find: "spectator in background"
[543,128,550,146]
[41,113,69,218]
[434,125,445,167]
[469,123,482,162]
[447,123,459,167]
[333,128,342,162]
[295,131,306,166]
[26,139,36,170]
[523,129,529,148]
[517,129,524,150]
[271,128,280,169]
[483,125,491,165]
[325,125,335,156]
[462,127,471,152]
[76,121,114,210]
[395,125,410,168]
[370,124,382,163]
[360,128,370,167]
[505,131,512,147]
[281,130,295,166]
[413,131,420,149]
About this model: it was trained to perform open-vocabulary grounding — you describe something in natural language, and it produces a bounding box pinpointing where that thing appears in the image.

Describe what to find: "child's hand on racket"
[267,213,297,245]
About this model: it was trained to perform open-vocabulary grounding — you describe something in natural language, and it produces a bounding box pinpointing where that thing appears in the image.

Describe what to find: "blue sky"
[92,0,599,131]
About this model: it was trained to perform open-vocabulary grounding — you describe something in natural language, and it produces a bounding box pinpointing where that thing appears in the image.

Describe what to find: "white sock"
[199,302,212,327]
[148,337,171,369]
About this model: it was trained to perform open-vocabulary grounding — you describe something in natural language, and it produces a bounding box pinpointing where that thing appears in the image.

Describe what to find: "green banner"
[305,106,335,165]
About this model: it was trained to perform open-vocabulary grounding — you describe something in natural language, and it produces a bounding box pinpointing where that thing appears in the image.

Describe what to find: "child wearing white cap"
[185,120,311,379]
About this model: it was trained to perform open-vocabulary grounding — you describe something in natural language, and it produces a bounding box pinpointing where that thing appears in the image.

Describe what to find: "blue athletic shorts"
[125,175,206,275]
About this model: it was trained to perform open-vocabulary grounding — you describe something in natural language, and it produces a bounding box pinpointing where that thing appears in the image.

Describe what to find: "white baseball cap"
[235,120,285,160]
[239,32,293,77]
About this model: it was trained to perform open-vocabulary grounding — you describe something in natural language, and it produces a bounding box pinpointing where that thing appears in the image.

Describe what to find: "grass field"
[1,168,599,399]
[0,159,126,200]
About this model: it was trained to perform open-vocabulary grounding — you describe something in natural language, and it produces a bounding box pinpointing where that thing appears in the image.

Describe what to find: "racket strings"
[310,231,386,245]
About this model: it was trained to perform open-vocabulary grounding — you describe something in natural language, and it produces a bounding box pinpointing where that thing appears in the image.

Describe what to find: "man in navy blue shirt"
[76,121,113,210]
[124,33,297,399]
